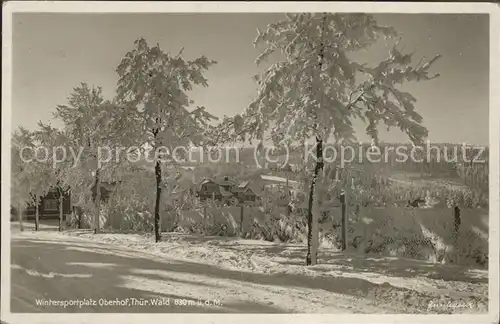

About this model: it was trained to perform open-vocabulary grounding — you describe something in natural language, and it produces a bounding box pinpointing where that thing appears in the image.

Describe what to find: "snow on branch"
[243,13,441,147]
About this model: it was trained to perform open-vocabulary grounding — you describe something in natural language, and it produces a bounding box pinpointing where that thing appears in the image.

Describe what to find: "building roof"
[197,176,263,199]
[232,181,250,192]
[238,180,250,188]
[260,175,299,186]
[243,182,264,197]
[200,179,215,185]
[217,176,236,186]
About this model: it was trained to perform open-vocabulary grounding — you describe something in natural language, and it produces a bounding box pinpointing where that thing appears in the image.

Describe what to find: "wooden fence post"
[18,204,24,232]
[453,206,461,264]
[240,204,244,237]
[72,206,82,229]
[203,206,207,234]
[340,191,347,251]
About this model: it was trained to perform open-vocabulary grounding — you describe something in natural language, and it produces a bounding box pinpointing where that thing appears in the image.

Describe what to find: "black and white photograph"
[1,2,499,324]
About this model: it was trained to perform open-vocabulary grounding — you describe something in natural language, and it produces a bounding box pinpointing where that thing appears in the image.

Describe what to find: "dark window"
[43,198,58,211]
[204,183,218,192]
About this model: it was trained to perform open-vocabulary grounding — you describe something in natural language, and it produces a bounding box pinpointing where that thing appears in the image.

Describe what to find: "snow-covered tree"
[11,129,33,231]
[229,13,441,265]
[53,83,138,234]
[11,127,53,231]
[116,38,218,242]
[11,168,28,231]
[33,122,73,231]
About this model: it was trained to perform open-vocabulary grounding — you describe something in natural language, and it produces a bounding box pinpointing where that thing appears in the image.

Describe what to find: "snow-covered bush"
[323,207,489,267]
[455,225,488,266]
[244,204,306,243]
[245,204,488,267]
[101,170,156,232]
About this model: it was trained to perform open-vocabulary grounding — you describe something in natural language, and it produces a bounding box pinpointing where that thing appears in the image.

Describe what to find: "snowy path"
[10,229,488,314]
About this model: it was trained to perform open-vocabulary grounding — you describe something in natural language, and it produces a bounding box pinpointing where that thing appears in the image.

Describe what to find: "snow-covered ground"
[11,226,488,314]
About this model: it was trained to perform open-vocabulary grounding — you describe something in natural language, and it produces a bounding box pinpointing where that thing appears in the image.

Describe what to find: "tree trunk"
[306,14,327,266]
[35,203,39,231]
[154,160,162,243]
[94,169,101,234]
[18,204,24,232]
[341,192,347,251]
[286,171,291,217]
[453,206,461,264]
[306,137,323,266]
[58,188,64,232]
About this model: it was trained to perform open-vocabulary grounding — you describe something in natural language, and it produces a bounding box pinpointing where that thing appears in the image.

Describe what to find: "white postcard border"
[2,2,499,324]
